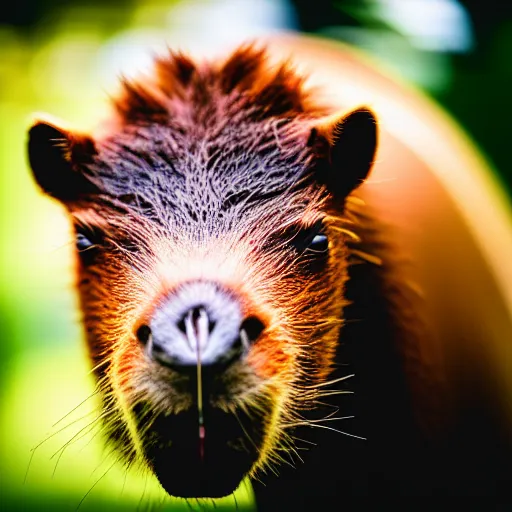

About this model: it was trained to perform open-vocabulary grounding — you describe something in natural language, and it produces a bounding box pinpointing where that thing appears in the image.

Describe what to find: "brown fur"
[113,45,324,125]
[28,45,380,501]
[28,42,512,509]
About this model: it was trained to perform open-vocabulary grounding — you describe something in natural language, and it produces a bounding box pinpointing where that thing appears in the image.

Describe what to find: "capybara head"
[27,46,377,498]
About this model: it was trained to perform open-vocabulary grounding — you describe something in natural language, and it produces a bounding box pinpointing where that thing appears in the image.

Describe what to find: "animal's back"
[253,34,512,510]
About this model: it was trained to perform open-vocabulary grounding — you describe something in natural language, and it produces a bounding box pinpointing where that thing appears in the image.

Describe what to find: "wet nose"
[136,282,265,368]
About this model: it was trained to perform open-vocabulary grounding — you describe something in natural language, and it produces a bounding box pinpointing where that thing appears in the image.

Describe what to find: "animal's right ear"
[309,107,378,200]
[27,119,99,202]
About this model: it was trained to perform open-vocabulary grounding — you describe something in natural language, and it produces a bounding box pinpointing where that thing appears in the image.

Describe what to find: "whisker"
[25,407,101,484]
[31,408,99,454]
[288,422,366,440]
[349,249,382,266]
[76,458,118,511]
[302,374,354,389]
[54,420,110,478]
[50,412,106,462]
[286,415,354,427]
[87,358,111,377]
[120,466,129,499]
[52,389,101,428]
[232,409,258,454]
[314,390,354,398]
[23,450,36,486]
[136,472,149,512]
[290,435,317,447]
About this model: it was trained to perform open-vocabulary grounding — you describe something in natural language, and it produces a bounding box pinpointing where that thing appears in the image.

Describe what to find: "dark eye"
[287,219,329,263]
[263,219,329,268]
[309,233,329,253]
[74,225,103,264]
[287,221,329,273]
[76,232,94,252]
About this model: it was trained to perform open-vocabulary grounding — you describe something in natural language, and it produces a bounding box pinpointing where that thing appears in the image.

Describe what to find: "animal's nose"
[136,282,265,369]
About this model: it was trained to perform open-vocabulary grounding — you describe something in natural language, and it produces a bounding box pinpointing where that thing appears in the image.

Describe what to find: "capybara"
[27,39,512,510]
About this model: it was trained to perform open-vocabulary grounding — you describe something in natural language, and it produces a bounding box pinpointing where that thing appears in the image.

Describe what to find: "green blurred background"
[0,0,510,510]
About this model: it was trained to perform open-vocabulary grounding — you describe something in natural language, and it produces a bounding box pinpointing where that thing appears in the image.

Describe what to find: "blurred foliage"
[290,0,512,193]
[0,0,509,510]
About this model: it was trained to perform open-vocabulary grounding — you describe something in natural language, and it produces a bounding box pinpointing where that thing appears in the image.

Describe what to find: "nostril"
[136,324,152,345]
[221,316,264,366]
[177,306,216,335]
[240,316,265,344]
[177,317,186,335]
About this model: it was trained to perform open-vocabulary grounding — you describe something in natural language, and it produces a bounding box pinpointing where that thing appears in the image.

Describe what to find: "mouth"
[124,282,274,498]
[131,396,270,498]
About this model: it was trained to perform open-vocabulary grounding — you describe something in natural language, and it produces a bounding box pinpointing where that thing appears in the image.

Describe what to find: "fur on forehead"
[84,45,331,224]
[112,44,327,126]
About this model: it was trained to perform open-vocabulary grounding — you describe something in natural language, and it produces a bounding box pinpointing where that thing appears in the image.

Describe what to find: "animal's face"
[27,47,377,498]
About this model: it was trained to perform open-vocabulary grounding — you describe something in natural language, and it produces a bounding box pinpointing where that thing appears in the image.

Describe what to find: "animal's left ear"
[309,107,378,199]
[27,117,99,202]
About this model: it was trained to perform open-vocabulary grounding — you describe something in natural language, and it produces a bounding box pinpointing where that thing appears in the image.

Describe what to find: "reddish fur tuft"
[112,45,325,126]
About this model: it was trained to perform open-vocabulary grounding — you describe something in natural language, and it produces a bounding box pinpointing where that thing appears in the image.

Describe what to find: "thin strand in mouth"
[185,308,207,461]
[185,309,250,462]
